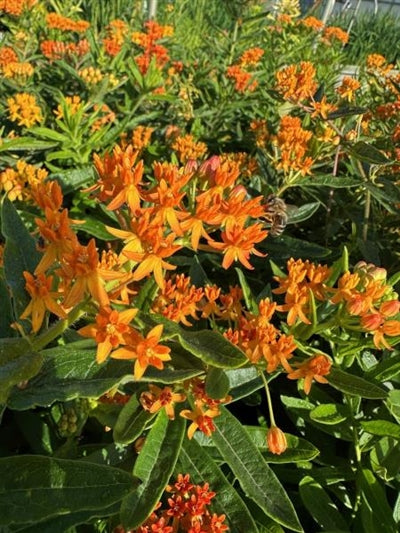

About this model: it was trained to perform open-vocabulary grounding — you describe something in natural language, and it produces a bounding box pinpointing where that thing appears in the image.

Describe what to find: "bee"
[262,194,289,237]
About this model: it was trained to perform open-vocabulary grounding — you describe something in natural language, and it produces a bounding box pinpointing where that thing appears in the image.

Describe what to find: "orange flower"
[60,239,110,308]
[287,354,332,394]
[78,306,138,363]
[239,47,264,67]
[35,208,79,274]
[275,61,317,102]
[209,222,267,270]
[267,426,287,455]
[20,271,67,333]
[140,384,186,419]
[111,324,171,380]
[151,274,204,326]
[7,93,42,128]
[180,403,220,439]
[171,134,208,164]
[322,26,349,45]
[336,76,361,102]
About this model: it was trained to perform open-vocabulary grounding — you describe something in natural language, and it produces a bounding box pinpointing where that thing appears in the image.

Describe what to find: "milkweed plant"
[0,0,400,532]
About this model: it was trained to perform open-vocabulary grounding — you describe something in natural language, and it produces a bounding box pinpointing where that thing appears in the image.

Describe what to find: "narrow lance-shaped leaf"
[212,406,303,532]
[113,396,156,445]
[176,437,259,533]
[1,198,41,322]
[120,410,185,528]
[0,456,135,526]
[328,367,388,399]
[299,476,349,531]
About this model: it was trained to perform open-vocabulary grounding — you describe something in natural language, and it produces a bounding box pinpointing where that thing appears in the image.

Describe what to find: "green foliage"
[1,1,400,531]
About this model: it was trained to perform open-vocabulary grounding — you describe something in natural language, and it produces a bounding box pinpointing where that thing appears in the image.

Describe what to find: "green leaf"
[113,398,155,445]
[50,166,95,195]
[0,272,16,337]
[212,406,303,532]
[120,411,185,528]
[0,137,59,152]
[205,366,230,399]
[245,426,320,463]
[0,455,135,526]
[358,468,397,533]
[346,141,392,165]
[236,267,258,313]
[6,341,129,410]
[225,366,262,401]
[299,476,349,531]
[310,404,349,425]
[0,337,43,404]
[176,437,259,533]
[361,420,400,439]
[370,437,400,481]
[266,235,331,260]
[29,126,67,142]
[328,367,388,399]
[366,353,400,381]
[13,503,121,533]
[148,315,247,369]
[299,176,361,188]
[1,198,41,322]
[287,202,320,224]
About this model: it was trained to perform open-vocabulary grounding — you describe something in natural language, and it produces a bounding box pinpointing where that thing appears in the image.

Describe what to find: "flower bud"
[267,426,287,455]
[380,300,400,317]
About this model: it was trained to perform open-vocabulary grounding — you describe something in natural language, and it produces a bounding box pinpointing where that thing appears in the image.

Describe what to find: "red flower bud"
[267,426,287,455]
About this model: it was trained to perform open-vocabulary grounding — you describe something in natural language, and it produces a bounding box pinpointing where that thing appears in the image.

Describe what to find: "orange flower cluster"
[89,147,269,279]
[366,53,392,74]
[273,258,331,326]
[0,0,35,16]
[298,16,324,31]
[336,76,361,102]
[331,262,400,350]
[151,273,204,326]
[132,20,172,74]
[224,298,296,372]
[239,47,264,67]
[115,474,228,532]
[287,354,332,394]
[20,181,116,332]
[275,61,317,102]
[46,12,90,32]
[226,64,257,93]
[171,133,208,164]
[219,151,259,179]
[40,39,90,61]
[272,115,314,175]
[0,160,48,202]
[7,92,42,127]
[140,384,186,419]
[78,66,103,84]
[130,125,154,151]
[2,61,34,80]
[180,378,231,439]
[274,258,400,353]
[103,19,128,56]
[0,46,18,67]
[321,26,349,45]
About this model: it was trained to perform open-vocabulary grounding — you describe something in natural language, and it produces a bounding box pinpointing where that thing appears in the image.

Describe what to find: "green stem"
[259,369,276,427]
[32,302,88,352]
